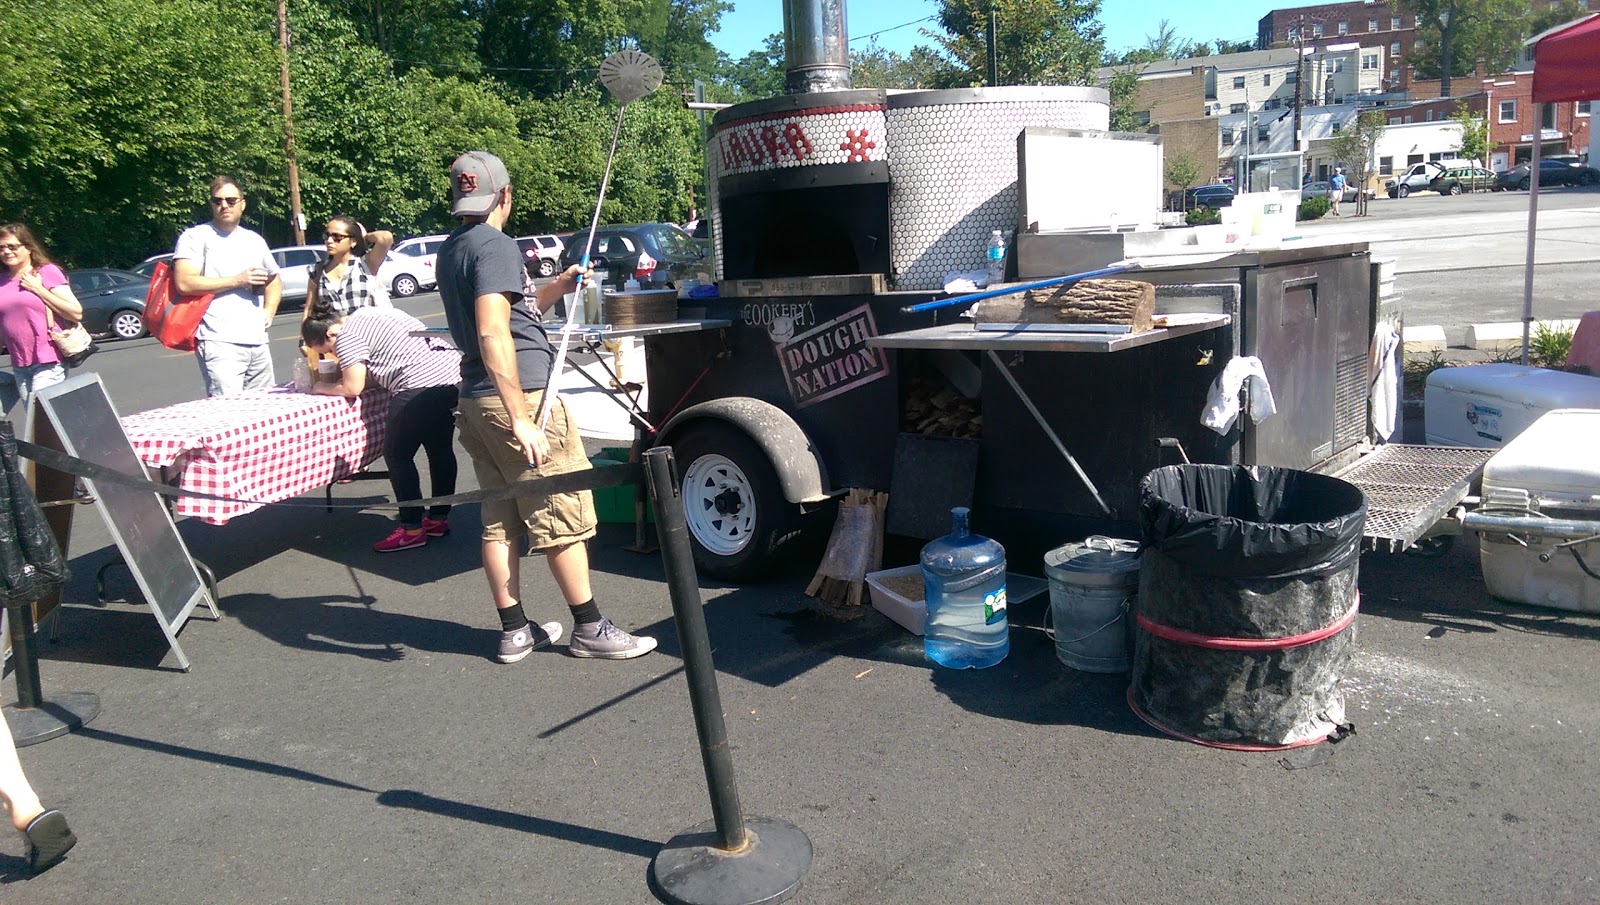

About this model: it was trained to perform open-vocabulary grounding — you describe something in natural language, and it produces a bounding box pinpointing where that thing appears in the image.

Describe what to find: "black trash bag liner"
[1131,620,1356,747]
[1131,464,1364,748]
[1139,464,1366,579]
[0,423,68,602]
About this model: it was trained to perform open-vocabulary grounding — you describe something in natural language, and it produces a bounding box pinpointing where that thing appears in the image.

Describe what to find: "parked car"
[129,253,173,279]
[686,218,710,256]
[1385,160,1454,198]
[1428,165,1496,195]
[391,234,447,281]
[557,223,707,289]
[1184,184,1234,209]
[268,245,326,305]
[66,268,148,340]
[1495,158,1600,191]
[514,234,565,278]
[376,253,435,298]
[1301,180,1365,203]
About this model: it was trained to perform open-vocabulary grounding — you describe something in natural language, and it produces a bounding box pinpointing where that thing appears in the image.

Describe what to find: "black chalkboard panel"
[29,374,212,670]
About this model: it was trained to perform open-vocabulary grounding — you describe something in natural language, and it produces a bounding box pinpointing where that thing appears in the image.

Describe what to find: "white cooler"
[1424,363,1600,448]
[1477,409,1600,613]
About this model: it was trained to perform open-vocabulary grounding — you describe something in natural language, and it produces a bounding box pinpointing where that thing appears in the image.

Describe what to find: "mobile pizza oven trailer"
[639,0,1459,580]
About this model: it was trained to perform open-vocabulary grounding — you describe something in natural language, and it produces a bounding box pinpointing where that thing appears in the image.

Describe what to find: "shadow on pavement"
[219,591,502,662]
[376,790,661,858]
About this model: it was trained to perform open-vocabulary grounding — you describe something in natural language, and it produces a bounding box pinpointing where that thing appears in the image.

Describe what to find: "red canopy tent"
[1519,13,1600,362]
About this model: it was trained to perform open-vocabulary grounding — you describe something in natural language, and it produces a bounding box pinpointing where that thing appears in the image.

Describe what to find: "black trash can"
[1129,464,1365,750]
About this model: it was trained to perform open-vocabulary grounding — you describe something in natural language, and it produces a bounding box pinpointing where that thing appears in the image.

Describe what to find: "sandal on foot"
[22,809,76,875]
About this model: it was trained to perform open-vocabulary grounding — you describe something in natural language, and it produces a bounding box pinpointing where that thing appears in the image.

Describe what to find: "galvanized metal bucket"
[1044,536,1141,673]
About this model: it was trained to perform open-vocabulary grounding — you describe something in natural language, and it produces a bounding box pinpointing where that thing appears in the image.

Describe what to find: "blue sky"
[709,0,1284,61]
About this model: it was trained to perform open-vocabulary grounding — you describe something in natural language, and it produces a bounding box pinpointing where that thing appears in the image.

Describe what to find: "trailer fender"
[656,399,833,504]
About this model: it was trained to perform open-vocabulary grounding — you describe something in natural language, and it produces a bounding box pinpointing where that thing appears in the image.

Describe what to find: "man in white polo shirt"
[173,176,282,396]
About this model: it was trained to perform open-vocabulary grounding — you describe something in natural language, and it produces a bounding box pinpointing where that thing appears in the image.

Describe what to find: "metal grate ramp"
[1335,444,1495,552]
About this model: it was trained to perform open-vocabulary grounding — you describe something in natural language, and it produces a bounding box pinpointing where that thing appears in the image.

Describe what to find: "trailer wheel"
[672,422,801,582]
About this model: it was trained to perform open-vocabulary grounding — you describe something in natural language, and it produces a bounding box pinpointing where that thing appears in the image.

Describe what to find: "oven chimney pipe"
[784,0,851,93]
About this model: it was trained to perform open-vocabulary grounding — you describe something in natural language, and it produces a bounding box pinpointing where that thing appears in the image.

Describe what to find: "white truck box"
[1425,363,1600,448]
[1478,408,1600,613]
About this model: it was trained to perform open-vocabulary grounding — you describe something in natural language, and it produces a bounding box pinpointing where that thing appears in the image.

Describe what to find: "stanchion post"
[644,447,811,905]
[3,601,98,748]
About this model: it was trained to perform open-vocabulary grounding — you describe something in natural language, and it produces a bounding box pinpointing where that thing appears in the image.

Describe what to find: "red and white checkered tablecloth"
[119,387,391,525]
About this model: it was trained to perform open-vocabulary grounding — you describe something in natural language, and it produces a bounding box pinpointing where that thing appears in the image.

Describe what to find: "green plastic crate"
[591,448,653,524]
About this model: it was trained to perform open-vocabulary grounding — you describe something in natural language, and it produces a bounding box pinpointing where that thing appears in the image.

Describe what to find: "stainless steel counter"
[865,315,1231,353]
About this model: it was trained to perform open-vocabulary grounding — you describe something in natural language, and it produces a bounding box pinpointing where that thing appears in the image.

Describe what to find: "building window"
[1230,103,1247,114]
[1333,59,1345,73]
[1263,74,1271,87]
[1233,76,1245,89]
[1362,53,1378,70]
[1389,116,1400,125]
[1579,101,1592,117]
[1223,129,1235,145]
[1390,42,1401,56]
[1429,151,1446,161]
[1368,18,1378,32]
[1258,125,1270,142]
[1338,21,1348,35]
[1408,153,1424,165]
[1288,26,1299,40]
[1312,23,1323,37]
[1403,114,1413,123]
[1391,15,1402,29]
[1331,121,1342,133]
[1542,104,1557,130]
[1287,71,1298,84]
[1379,156,1393,175]
[1499,99,1517,122]
[1266,98,1281,109]
[1135,111,1151,127]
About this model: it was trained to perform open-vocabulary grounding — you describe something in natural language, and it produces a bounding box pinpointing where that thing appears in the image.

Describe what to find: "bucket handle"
[1043,595,1133,644]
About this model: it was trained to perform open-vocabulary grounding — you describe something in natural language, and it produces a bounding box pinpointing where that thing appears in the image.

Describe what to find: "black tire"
[1396,184,1410,198]
[670,422,802,582]
[537,257,557,277]
[1448,183,1462,196]
[392,274,419,297]
[109,309,146,340]
[1518,177,1531,191]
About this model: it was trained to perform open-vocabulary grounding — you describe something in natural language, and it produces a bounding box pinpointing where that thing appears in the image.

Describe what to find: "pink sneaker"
[422,517,451,538]
[374,526,428,553]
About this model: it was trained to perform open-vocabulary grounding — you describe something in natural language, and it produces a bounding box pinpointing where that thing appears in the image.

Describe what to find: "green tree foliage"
[1405,0,1532,96]
[1527,0,1590,36]
[715,34,786,101]
[1106,68,1144,131]
[322,0,480,71]
[1328,110,1386,216]
[1449,101,1489,164]
[852,45,952,89]
[929,0,1107,87]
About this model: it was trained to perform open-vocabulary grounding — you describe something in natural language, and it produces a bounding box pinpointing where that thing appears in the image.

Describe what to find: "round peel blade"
[598,50,664,106]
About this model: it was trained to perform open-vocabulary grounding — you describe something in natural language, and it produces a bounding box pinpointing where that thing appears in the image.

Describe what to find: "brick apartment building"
[1259,1,1416,91]
[1482,71,1593,168]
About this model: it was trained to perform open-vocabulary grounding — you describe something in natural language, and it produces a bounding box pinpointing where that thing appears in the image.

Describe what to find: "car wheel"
[671,422,801,582]
[1583,171,1599,186]
[1396,184,1410,198]
[109,309,146,340]
[1448,183,1462,196]
[392,274,419,297]
[537,257,556,277]
[1519,177,1531,191]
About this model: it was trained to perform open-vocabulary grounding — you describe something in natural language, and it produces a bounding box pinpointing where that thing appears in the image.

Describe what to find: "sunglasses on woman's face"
[325,233,350,243]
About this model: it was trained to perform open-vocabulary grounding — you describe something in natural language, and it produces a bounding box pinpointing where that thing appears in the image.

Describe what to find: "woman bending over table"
[302,307,462,552]
[0,224,85,414]
[301,216,394,324]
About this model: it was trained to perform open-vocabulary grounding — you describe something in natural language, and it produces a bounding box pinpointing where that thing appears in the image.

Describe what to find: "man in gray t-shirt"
[173,176,282,396]
[438,150,656,664]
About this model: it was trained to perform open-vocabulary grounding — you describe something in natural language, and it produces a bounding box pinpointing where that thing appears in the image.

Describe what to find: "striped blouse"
[331,307,460,394]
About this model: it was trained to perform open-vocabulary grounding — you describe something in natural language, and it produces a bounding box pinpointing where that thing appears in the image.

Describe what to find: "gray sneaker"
[497,621,563,664]
[568,619,657,660]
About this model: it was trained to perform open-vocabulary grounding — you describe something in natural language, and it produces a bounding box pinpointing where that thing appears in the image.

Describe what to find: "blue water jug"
[922,507,1009,669]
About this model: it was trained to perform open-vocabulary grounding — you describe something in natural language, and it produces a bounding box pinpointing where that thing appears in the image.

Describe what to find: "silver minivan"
[1386,159,1472,198]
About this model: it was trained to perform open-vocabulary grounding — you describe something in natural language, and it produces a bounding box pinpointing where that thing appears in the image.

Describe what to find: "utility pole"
[1292,15,1305,161]
[277,0,306,246]
[986,8,999,87]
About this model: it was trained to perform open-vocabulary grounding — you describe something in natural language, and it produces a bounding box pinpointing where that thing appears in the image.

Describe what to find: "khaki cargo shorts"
[455,391,597,549]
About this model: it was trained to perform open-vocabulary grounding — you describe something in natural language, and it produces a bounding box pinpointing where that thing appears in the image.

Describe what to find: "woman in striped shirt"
[302,216,394,323]
[303,306,463,552]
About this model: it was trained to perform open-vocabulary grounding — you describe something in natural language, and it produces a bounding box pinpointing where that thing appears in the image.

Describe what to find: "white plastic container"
[1424,363,1600,448]
[865,566,1048,635]
[1478,409,1600,613]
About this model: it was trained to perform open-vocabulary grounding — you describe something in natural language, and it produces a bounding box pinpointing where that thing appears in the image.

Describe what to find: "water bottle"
[986,229,1006,286]
[922,507,1009,669]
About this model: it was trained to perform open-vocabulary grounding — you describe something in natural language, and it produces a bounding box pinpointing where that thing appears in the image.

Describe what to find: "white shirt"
[175,223,279,346]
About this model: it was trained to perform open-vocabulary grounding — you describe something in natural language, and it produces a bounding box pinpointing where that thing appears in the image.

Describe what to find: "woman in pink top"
[0,224,84,413]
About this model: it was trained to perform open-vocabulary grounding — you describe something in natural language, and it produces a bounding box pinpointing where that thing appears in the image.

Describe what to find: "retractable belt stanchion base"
[643,448,811,905]
[4,602,99,748]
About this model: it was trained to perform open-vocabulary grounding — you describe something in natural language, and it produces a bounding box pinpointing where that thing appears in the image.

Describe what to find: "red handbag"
[144,260,214,351]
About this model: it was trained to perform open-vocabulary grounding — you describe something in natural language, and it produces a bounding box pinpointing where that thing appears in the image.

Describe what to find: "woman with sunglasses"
[0,224,85,413]
[300,216,394,325]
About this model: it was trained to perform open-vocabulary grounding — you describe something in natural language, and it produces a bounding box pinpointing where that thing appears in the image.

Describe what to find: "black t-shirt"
[437,222,555,398]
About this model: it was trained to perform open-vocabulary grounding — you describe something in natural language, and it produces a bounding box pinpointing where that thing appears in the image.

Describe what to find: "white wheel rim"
[682,453,756,556]
[114,314,142,338]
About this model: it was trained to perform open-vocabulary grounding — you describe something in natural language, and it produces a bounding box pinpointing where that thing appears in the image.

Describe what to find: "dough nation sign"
[777,305,889,408]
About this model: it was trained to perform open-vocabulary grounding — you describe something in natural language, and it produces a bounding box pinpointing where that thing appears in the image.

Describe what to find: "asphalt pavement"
[5,245,1600,903]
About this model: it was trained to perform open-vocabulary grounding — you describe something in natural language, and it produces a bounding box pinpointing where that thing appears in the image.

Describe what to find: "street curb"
[1406,319,1582,356]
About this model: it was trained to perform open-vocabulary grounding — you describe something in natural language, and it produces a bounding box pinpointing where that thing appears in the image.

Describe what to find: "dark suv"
[1184,184,1234,209]
[558,223,706,288]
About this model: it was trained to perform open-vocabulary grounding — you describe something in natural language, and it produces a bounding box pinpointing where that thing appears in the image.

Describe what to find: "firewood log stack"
[977,278,1155,331]
[903,378,982,438]
[806,488,889,609]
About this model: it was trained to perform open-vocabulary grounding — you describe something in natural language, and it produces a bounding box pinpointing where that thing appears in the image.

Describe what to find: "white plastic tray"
[865,566,1048,636]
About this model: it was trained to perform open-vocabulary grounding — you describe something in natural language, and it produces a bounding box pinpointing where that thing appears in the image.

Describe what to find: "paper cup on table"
[316,359,339,383]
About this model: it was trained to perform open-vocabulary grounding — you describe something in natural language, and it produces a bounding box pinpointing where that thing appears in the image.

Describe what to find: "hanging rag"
[1201,355,1278,434]
[1368,322,1401,441]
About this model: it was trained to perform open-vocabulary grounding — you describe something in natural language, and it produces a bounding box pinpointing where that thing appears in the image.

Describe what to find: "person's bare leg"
[482,539,521,611]
[545,540,593,607]
[0,728,43,832]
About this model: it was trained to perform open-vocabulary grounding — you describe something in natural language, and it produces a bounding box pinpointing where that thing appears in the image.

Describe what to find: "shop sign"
[777,304,889,407]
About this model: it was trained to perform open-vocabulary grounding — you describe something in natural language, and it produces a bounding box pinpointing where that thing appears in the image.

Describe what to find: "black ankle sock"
[570,599,602,626]
[498,603,529,632]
